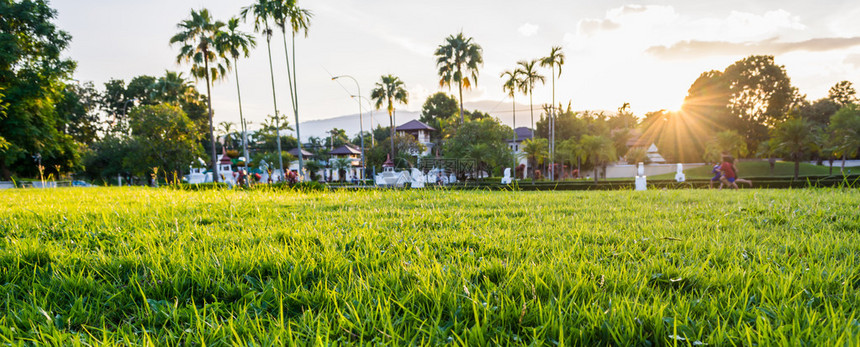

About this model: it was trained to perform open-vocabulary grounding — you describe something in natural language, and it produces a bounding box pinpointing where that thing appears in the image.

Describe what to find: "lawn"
[1,187,858,345]
[650,161,837,180]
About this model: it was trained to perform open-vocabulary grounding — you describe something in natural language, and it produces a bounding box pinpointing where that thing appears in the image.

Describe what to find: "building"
[328,144,363,181]
[625,129,667,164]
[395,120,435,156]
[508,127,533,166]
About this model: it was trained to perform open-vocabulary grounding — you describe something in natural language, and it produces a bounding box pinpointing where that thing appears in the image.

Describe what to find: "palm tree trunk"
[458,81,465,124]
[290,32,305,179]
[234,58,249,174]
[265,32,284,177]
[829,157,833,176]
[841,154,846,174]
[794,154,800,180]
[512,95,517,170]
[529,90,534,131]
[550,65,555,182]
[203,52,219,183]
[389,109,395,161]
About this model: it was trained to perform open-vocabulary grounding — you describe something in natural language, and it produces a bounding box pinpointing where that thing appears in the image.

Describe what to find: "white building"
[508,127,533,167]
[395,120,435,156]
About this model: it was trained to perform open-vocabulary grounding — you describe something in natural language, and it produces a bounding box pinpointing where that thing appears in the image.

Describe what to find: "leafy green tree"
[218,17,256,170]
[516,59,545,131]
[579,134,616,183]
[798,98,840,126]
[371,74,408,160]
[0,0,78,179]
[442,118,513,178]
[366,133,423,172]
[435,32,483,123]
[126,75,158,106]
[170,8,228,181]
[419,92,458,140]
[82,135,132,182]
[56,81,101,145]
[771,117,819,179]
[828,81,857,107]
[828,105,860,173]
[558,138,584,177]
[127,104,203,180]
[705,130,748,161]
[324,128,350,150]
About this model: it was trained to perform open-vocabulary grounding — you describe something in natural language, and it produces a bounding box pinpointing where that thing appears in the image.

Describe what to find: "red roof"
[383,154,394,167]
[219,153,232,165]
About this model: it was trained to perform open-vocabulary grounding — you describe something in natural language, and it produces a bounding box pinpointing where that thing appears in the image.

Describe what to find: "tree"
[242,0,286,176]
[520,138,548,180]
[540,46,565,180]
[558,138,584,178]
[0,0,78,179]
[798,98,840,126]
[435,32,483,123]
[170,8,228,181]
[56,82,101,145]
[771,117,819,179]
[419,92,458,140]
[371,74,408,160]
[828,81,857,107]
[442,118,514,178]
[516,59,545,131]
[272,0,312,176]
[500,68,522,168]
[828,105,860,173]
[705,130,748,160]
[218,17,256,170]
[579,135,616,183]
[127,104,203,181]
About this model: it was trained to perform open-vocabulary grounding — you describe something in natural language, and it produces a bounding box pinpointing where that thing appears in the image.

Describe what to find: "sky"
[53,0,860,135]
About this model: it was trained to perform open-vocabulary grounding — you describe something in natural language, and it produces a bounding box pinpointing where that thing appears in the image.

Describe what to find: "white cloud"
[518,23,539,37]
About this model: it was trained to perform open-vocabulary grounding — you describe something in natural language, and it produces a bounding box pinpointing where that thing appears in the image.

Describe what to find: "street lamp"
[351,95,376,147]
[331,75,366,183]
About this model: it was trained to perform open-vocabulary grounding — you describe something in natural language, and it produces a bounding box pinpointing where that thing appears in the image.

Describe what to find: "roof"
[219,153,232,165]
[510,127,533,142]
[396,119,436,132]
[288,147,314,157]
[383,154,394,167]
[330,145,361,155]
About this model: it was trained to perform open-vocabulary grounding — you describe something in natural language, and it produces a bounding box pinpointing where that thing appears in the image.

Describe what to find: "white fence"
[604,163,706,179]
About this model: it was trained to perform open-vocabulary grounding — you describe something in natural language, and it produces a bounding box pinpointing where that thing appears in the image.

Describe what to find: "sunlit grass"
[1,187,858,345]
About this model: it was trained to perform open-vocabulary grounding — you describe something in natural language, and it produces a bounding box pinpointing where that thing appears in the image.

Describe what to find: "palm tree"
[371,75,409,160]
[520,138,548,180]
[828,105,860,173]
[152,71,193,103]
[558,138,582,179]
[218,17,256,170]
[540,46,565,181]
[516,59,545,132]
[772,117,819,180]
[218,121,236,148]
[501,68,522,169]
[435,32,483,123]
[170,8,228,182]
[241,0,287,175]
[579,135,616,183]
[273,0,313,177]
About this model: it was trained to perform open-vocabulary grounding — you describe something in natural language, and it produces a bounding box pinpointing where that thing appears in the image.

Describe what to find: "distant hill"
[286,100,600,141]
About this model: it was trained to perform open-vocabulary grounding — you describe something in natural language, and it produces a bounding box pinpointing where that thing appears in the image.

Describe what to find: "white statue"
[635,162,647,191]
[501,168,513,184]
[411,168,425,188]
[675,163,686,183]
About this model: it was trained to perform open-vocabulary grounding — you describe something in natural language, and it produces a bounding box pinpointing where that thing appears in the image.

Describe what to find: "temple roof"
[395,119,436,131]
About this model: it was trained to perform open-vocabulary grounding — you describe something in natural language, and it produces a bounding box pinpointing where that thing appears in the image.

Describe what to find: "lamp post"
[331,75,366,183]
[351,95,375,147]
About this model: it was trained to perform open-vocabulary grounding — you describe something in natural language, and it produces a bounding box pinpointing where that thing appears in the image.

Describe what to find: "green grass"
[1,187,859,345]
[650,161,837,180]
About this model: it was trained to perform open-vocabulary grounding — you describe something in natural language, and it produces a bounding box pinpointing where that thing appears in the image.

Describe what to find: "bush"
[171,182,230,191]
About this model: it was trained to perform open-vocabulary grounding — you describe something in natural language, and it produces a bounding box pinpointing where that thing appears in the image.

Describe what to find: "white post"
[635,162,647,191]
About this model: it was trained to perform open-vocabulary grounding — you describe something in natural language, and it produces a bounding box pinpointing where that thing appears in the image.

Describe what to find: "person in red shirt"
[719,155,752,189]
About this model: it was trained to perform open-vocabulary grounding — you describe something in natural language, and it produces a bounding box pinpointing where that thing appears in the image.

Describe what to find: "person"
[709,163,722,189]
[719,156,738,189]
[729,156,753,188]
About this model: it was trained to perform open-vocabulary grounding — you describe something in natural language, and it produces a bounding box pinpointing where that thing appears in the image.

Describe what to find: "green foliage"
[828,105,860,169]
[1,188,858,344]
[435,32,483,122]
[419,92,458,140]
[443,118,514,177]
[828,80,857,107]
[127,104,204,178]
[579,134,616,182]
[0,0,78,179]
[771,117,820,179]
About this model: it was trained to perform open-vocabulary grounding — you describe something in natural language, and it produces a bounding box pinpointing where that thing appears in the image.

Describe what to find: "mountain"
[286,100,554,141]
